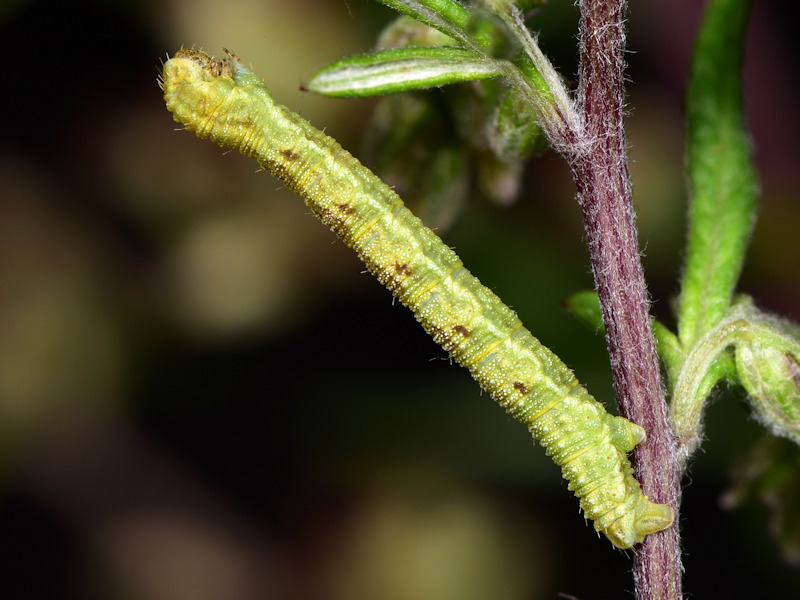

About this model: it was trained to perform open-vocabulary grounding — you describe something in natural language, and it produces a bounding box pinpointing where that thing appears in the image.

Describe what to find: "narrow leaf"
[375,0,480,49]
[308,47,503,98]
[376,0,470,31]
[563,290,604,332]
[677,0,757,349]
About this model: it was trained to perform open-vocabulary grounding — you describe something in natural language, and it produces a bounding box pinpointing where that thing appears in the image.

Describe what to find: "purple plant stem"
[568,0,683,598]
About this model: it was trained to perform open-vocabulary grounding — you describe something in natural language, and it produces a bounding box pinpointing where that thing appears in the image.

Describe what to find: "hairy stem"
[567,0,683,597]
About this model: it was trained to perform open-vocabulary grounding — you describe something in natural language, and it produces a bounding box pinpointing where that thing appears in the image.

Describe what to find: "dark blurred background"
[1,0,798,598]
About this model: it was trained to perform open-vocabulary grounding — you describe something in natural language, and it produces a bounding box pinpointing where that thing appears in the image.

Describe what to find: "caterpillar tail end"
[604,496,675,550]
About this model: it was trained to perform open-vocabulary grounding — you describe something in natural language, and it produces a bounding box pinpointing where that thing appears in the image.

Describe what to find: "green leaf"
[466,8,520,59]
[677,0,757,350]
[732,301,800,446]
[488,86,548,162]
[307,47,503,97]
[563,290,604,332]
[378,0,470,29]
[671,299,800,458]
[374,0,480,48]
[737,342,800,445]
[510,0,548,11]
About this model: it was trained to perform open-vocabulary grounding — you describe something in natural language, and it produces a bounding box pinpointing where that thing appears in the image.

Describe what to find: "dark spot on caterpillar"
[336,202,357,215]
[394,262,412,276]
[513,381,529,394]
[282,149,300,161]
[453,325,470,337]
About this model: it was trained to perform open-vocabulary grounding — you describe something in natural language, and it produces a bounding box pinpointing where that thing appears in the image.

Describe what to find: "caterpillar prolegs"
[161,49,674,549]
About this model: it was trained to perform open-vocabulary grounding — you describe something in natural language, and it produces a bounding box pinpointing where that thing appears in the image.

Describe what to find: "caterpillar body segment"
[161,49,674,549]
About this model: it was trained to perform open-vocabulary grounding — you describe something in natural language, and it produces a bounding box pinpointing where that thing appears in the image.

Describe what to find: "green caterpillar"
[161,48,673,549]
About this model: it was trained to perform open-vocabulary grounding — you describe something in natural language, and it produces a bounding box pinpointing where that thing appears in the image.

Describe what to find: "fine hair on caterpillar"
[161,48,674,549]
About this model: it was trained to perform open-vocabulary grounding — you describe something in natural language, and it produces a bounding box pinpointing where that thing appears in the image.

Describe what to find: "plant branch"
[567,0,682,598]
[678,0,756,352]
